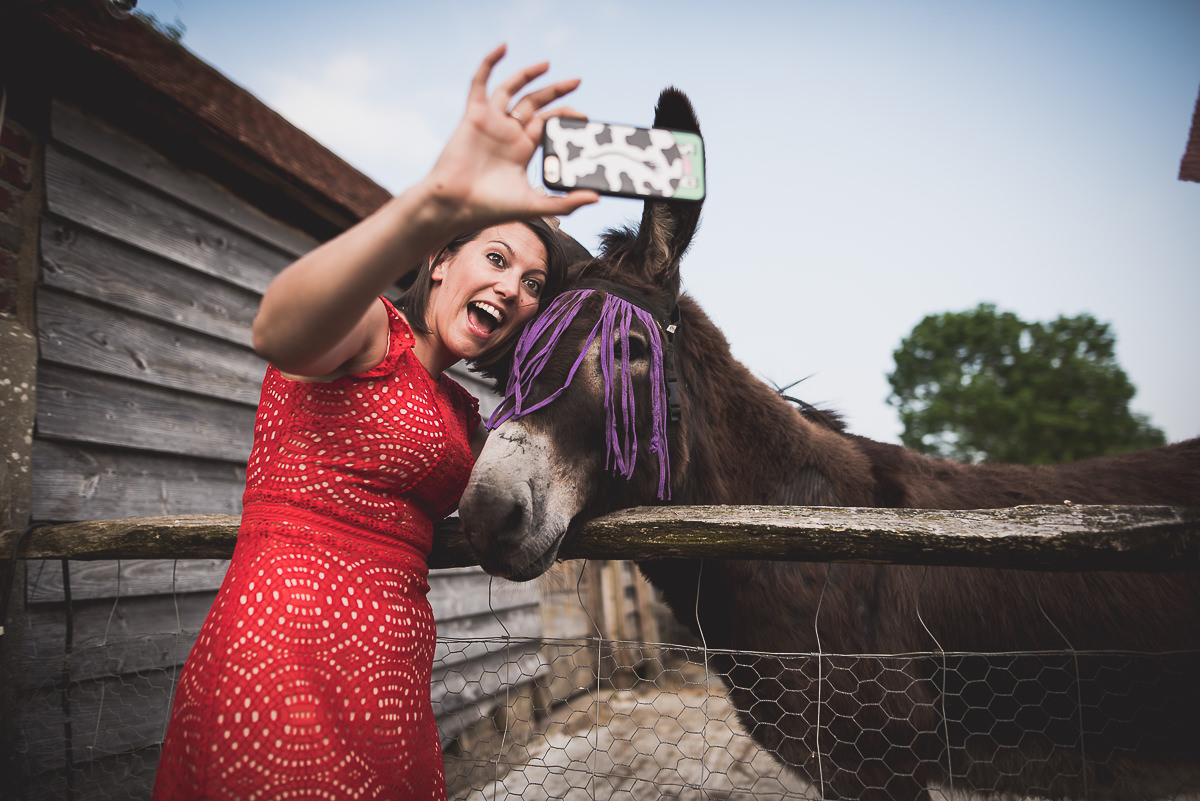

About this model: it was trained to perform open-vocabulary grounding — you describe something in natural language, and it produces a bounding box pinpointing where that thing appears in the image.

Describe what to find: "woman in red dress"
[152,47,598,800]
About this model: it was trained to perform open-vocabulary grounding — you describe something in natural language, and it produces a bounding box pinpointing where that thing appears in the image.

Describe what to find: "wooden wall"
[16,100,546,799]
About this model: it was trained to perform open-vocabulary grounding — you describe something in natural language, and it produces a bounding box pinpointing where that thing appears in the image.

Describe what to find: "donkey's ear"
[632,87,703,295]
[654,86,700,132]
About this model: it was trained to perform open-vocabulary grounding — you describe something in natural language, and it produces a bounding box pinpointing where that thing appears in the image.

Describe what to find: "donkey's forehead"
[573,277,676,326]
[539,286,661,335]
[490,286,675,500]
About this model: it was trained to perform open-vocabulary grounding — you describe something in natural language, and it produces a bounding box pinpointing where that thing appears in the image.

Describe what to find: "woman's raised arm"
[251,45,598,377]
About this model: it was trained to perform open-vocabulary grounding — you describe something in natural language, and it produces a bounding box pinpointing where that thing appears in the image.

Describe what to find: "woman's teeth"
[469,301,503,333]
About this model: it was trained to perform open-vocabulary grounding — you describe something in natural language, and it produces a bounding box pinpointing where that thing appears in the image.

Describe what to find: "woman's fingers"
[442,48,595,220]
[516,105,584,143]
[468,46,585,144]
[508,81,583,128]
[522,81,584,113]
[492,60,551,114]
[468,44,508,105]
[536,105,586,123]
[529,190,600,217]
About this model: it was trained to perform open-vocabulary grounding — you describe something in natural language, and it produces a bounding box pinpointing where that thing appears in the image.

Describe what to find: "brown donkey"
[459,89,1200,801]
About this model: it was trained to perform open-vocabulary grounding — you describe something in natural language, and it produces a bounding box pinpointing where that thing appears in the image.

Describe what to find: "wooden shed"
[0,4,664,799]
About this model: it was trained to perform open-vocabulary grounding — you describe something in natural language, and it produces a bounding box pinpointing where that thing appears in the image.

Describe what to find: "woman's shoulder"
[351,297,413,379]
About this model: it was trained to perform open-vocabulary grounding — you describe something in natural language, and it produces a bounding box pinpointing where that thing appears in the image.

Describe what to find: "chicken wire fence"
[7,561,1199,801]
[438,638,1199,801]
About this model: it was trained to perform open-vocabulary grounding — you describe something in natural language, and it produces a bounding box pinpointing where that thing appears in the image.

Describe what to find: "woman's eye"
[487,251,506,268]
[523,277,544,296]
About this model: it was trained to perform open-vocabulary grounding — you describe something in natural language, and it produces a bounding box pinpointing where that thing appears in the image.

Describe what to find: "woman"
[152,46,598,800]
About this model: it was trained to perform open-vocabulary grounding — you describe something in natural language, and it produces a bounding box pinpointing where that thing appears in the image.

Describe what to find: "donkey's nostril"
[462,487,529,559]
[498,501,525,541]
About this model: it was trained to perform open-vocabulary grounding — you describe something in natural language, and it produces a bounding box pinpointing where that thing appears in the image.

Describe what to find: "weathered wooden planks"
[37,288,266,405]
[41,219,261,347]
[20,98,291,797]
[32,441,245,521]
[51,101,318,258]
[44,143,289,295]
[21,669,179,774]
[36,364,255,462]
[25,558,229,604]
[19,591,215,688]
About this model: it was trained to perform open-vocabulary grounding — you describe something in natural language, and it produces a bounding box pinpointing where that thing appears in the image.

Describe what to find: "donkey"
[459,89,1200,801]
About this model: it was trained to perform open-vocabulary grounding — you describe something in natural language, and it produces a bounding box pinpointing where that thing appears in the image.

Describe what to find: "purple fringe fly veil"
[487,288,672,500]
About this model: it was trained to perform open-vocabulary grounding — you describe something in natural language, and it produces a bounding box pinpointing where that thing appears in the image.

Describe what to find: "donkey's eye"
[614,333,649,362]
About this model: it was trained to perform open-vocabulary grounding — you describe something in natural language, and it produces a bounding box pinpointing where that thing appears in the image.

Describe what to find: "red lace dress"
[154,299,479,801]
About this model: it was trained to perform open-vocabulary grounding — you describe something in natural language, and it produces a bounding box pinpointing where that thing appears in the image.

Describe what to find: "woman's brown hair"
[397,217,586,380]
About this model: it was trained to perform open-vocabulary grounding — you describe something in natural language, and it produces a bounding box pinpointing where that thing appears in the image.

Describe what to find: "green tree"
[886,303,1165,465]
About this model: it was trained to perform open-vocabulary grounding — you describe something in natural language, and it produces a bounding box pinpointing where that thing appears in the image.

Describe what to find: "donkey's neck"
[671,296,874,508]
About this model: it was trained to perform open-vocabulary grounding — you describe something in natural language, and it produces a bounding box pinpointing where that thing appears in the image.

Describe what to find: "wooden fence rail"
[3,504,1199,572]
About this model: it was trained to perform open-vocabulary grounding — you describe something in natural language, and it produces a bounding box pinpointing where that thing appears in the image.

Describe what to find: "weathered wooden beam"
[2,514,243,561]
[2,505,1198,572]
[560,504,1200,573]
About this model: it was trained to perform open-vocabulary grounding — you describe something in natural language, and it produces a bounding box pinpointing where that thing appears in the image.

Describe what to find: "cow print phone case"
[542,117,706,202]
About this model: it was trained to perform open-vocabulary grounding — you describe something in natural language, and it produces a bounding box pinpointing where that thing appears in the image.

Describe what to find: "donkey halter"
[575,278,682,424]
[488,278,682,500]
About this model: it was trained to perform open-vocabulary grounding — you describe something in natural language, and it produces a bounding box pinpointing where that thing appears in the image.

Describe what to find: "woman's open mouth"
[467,300,505,337]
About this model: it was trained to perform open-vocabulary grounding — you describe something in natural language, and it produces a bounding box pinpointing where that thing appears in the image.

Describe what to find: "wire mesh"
[14,620,181,798]
[440,638,1200,801]
[8,565,1200,800]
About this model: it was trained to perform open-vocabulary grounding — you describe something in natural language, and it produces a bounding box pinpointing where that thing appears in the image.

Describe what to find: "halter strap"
[488,284,680,500]
[575,279,682,423]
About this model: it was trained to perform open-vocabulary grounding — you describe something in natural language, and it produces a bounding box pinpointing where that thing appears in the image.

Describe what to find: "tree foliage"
[886,304,1165,465]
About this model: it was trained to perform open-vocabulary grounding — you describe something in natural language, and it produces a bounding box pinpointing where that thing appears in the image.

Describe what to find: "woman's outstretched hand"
[422,45,599,229]
[252,46,598,377]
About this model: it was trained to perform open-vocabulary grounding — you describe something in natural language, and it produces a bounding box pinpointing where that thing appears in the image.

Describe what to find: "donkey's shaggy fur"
[460,89,1200,800]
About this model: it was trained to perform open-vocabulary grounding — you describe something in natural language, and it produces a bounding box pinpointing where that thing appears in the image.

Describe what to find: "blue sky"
[135,0,1200,446]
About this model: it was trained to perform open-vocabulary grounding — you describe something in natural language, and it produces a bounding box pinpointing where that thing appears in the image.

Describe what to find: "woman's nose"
[494,271,520,299]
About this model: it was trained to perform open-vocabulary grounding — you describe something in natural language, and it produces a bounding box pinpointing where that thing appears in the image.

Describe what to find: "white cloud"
[261,51,446,191]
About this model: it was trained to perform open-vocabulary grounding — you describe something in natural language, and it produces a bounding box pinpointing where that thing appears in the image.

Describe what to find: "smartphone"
[542,117,705,202]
